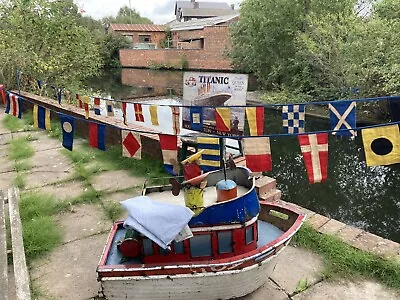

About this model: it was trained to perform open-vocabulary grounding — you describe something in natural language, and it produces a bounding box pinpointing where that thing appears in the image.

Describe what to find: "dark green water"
[87,69,400,243]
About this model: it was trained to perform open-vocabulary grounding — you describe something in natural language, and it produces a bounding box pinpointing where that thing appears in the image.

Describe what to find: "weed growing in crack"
[9,137,35,161]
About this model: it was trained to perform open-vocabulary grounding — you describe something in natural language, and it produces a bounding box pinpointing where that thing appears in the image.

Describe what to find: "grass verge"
[19,192,63,262]
[293,223,400,290]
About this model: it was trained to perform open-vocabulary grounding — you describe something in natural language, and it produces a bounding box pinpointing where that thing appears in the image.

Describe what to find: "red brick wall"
[119,26,233,70]
[112,31,166,48]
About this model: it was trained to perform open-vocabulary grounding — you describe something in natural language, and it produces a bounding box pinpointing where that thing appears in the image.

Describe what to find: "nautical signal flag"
[149,105,159,126]
[190,106,203,131]
[5,93,22,118]
[246,107,264,136]
[388,98,400,122]
[171,106,180,135]
[82,96,90,119]
[94,98,101,115]
[122,102,128,125]
[243,137,272,172]
[197,137,220,172]
[89,122,106,151]
[282,104,305,134]
[33,105,51,130]
[362,125,400,166]
[159,134,178,175]
[122,130,142,159]
[134,103,144,122]
[60,114,74,151]
[298,133,329,184]
[329,101,357,136]
[106,101,114,116]
[76,93,83,108]
[0,85,7,105]
[216,107,231,132]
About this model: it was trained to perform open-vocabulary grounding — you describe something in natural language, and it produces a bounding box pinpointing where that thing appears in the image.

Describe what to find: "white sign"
[182,72,248,135]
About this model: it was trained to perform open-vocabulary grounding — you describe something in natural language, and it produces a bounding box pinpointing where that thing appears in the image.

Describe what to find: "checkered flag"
[282,104,305,134]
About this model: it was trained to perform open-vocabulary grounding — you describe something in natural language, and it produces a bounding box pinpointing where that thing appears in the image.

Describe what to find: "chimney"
[231,4,235,10]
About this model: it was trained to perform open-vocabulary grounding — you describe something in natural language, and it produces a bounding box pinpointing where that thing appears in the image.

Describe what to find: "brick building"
[119,14,239,70]
[108,24,166,49]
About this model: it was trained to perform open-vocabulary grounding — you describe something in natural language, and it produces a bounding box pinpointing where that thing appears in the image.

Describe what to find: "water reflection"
[86,69,400,243]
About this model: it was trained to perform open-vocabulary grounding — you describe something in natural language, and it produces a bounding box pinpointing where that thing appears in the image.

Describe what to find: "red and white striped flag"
[243,137,272,172]
[170,106,180,135]
[298,133,328,184]
[5,93,22,118]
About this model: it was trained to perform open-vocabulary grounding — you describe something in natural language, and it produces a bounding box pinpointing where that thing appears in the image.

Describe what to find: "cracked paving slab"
[267,246,324,296]
[292,279,400,300]
[56,204,112,244]
[31,181,87,201]
[30,233,107,300]
[91,170,146,192]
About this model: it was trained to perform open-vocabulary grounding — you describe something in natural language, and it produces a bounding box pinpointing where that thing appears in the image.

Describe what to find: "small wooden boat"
[97,167,305,300]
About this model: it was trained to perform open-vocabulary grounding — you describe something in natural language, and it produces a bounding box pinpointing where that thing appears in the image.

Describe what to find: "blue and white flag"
[60,114,75,151]
[282,104,305,134]
[329,101,357,136]
[190,106,203,131]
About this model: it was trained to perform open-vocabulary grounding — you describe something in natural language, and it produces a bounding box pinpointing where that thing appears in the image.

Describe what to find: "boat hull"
[99,249,280,300]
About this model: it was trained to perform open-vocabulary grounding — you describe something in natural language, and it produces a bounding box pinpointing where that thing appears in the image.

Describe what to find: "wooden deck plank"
[8,188,31,300]
[0,190,9,300]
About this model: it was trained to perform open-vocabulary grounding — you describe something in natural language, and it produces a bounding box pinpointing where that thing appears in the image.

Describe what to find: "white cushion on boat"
[121,196,194,249]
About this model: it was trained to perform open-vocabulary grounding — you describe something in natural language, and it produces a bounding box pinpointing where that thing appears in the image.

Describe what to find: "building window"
[173,241,184,254]
[217,231,233,254]
[139,35,152,43]
[245,226,254,245]
[143,239,154,256]
[190,234,212,257]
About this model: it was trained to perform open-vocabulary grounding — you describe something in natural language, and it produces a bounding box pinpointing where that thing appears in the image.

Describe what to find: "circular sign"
[371,138,393,156]
[62,121,72,133]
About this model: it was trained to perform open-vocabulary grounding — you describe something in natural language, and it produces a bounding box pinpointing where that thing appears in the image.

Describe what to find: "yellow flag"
[149,105,159,126]
[362,125,400,166]
[197,137,220,170]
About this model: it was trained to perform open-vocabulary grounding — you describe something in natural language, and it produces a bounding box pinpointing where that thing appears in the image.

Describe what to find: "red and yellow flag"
[246,107,264,136]
[134,103,144,122]
[216,107,230,132]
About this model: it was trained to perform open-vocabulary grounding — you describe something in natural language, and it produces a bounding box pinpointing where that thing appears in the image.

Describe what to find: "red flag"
[82,96,90,119]
[122,102,128,125]
[243,137,272,172]
[134,103,144,122]
[0,85,6,105]
[298,133,328,184]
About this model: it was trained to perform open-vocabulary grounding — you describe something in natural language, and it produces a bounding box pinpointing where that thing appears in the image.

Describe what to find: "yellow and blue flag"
[197,137,221,172]
[33,105,51,130]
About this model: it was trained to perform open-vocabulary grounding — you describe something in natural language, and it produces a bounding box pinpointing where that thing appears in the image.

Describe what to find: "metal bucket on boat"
[184,186,204,214]
[216,179,238,203]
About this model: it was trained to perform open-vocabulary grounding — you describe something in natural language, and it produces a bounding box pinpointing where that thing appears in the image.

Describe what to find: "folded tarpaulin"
[121,196,194,249]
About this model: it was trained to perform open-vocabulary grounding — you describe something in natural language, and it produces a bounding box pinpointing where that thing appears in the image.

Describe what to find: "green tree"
[0,0,102,90]
[102,6,153,25]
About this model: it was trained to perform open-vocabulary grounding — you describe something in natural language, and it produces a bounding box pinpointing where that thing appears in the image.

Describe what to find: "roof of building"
[109,24,166,32]
[180,8,237,18]
[169,14,239,31]
[175,1,232,15]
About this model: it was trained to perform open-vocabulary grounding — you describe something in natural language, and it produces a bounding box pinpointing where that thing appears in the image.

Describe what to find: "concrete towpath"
[0,112,399,300]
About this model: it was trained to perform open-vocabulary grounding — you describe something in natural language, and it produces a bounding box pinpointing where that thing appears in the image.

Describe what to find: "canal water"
[86,69,400,243]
